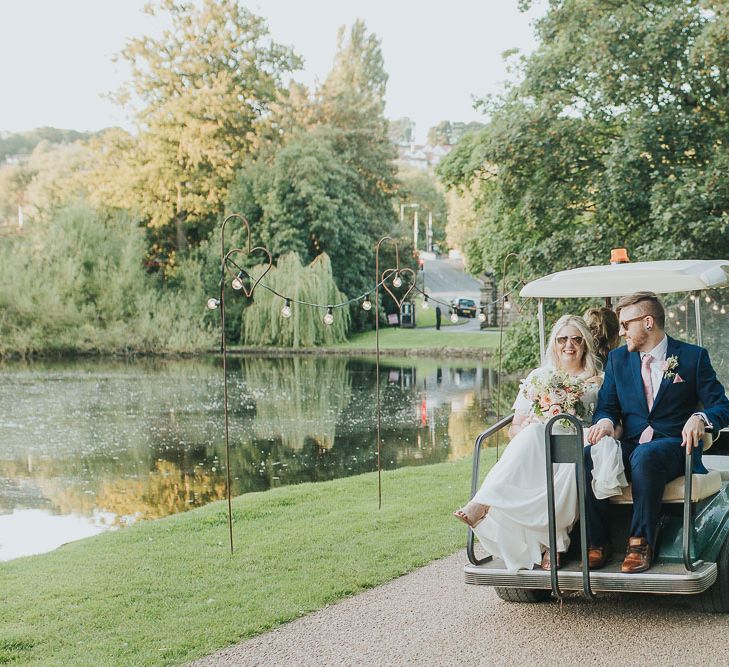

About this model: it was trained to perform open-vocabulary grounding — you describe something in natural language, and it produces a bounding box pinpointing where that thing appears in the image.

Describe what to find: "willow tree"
[242,252,349,347]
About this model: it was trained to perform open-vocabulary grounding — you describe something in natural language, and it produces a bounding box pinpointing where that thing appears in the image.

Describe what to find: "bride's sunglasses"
[556,335,584,346]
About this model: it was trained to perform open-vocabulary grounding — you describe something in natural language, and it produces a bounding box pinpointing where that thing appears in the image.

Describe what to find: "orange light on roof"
[610,248,630,264]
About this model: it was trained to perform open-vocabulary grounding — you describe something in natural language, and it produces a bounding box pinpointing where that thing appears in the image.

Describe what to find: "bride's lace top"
[512,366,602,423]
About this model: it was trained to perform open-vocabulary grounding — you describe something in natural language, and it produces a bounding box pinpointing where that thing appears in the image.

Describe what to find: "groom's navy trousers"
[584,435,685,547]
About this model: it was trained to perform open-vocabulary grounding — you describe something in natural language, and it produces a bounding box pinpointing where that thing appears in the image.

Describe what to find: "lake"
[0,355,512,560]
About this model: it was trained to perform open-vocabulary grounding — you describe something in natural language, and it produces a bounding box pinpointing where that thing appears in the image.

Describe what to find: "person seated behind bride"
[584,306,620,367]
[453,315,606,572]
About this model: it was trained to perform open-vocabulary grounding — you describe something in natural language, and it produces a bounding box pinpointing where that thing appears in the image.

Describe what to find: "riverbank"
[1,327,500,361]
[0,453,496,666]
[225,327,500,358]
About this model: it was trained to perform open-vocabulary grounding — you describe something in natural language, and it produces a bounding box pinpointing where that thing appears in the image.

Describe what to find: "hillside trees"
[438,0,729,282]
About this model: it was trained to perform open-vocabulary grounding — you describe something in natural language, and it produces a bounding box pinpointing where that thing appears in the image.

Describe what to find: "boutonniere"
[662,355,679,379]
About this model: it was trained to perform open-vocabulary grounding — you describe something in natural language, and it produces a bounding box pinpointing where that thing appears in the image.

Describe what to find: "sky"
[0,0,545,143]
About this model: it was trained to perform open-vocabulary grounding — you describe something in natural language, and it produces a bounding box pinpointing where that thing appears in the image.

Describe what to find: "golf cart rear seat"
[610,432,726,504]
[609,470,722,504]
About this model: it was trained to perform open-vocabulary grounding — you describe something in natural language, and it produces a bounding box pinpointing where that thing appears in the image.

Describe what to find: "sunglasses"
[556,335,584,346]
[619,314,648,330]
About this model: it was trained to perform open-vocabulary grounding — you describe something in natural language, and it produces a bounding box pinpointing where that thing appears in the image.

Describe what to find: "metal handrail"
[544,414,595,600]
[466,414,515,565]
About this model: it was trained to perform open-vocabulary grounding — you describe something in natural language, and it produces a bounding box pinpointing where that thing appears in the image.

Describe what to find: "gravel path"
[192,549,729,666]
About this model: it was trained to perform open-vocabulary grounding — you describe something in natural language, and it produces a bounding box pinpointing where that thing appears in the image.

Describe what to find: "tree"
[438,0,729,282]
[428,121,485,146]
[389,117,416,146]
[98,0,302,253]
[396,167,448,252]
[229,21,401,333]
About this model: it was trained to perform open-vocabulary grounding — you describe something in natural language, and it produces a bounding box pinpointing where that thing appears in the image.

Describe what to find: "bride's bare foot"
[453,501,488,528]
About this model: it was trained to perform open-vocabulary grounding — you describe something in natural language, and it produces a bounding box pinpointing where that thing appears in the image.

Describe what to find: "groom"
[585,291,729,573]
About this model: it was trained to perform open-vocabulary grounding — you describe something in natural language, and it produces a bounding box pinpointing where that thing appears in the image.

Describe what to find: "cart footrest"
[464,559,716,594]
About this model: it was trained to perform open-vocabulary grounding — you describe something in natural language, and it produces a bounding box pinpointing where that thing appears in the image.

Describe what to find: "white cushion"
[609,470,723,504]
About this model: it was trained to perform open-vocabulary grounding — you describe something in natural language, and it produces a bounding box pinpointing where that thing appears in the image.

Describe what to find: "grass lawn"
[330,326,500,351]
[0,453,496,666]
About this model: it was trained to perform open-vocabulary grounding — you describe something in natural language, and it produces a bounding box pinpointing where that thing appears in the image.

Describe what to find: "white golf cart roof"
[520,260,729,298]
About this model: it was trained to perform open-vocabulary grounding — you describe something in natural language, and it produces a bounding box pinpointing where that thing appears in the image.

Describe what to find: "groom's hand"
[681,415,705,453]
[587,419,614,445]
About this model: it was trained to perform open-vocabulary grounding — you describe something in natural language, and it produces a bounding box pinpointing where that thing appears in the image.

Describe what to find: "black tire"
[494,587,552,603]
[691,535,729,613]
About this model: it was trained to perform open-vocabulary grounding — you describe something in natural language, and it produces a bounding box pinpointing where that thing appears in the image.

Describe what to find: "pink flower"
[548,404,563,417]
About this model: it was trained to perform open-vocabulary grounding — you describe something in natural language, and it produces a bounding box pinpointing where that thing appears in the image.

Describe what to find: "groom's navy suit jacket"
[593,336,729,473]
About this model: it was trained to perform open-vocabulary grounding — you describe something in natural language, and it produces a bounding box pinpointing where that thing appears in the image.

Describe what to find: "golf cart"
[464,259,729,610]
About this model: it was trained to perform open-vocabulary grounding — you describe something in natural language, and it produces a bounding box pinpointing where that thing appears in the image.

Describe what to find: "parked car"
[452,297,477,318]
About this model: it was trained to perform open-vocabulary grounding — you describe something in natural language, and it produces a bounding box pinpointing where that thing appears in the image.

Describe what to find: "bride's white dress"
[471,366,625,571]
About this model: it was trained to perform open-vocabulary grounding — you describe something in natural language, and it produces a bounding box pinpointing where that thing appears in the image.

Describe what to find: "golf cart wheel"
[691,535,729,613]
[494,587,551,603]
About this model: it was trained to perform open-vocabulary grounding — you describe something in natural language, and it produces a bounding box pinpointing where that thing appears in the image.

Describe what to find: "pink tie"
[639,354,654,444]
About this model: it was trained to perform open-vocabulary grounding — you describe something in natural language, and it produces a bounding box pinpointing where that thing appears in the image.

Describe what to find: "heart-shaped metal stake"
[381,267,416,309]
[224,246,273,298]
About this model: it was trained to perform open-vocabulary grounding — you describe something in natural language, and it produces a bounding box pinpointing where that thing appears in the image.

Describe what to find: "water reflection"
[0,356,514,560]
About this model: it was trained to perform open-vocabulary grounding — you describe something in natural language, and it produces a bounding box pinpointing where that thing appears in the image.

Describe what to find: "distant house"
[395,143,454,172]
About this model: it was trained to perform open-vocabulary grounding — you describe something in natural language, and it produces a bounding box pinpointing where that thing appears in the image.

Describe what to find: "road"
[422,256,482,305]
[195,550,729,666]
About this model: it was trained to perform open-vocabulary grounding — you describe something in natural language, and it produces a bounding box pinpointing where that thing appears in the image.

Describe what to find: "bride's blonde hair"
[546,315,601,376]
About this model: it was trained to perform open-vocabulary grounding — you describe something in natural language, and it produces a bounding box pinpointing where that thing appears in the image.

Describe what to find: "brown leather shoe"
[541,550,563,570]
[621,537,652,573]
[586,546,609,569]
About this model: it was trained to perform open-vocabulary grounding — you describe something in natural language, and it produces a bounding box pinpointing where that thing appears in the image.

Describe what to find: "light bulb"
[690,295,696,302]
[281,299,292,318]
[232,271,246,291]
[450,311,458,323]
[503,299,512,311]
[679,304,686,312]
[706,295,712,303]
[713,303,719,311]
[668,311,675,319]
[722,307,727,315]
[206,297,220,310]
[422,297,429,309]
[323,307,334,326]
[362,294,372,311]
[393,275,403,288]
[478,311,487,322]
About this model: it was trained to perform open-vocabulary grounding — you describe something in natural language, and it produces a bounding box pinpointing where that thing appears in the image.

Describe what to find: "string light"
[206,298,220,310]
[705,295,712,303]
[449,309,458,323]
[679,304,686,312]
[422,295,429,309]
[668,311,675,319]
[722,307,727,315]
[713,303,719,311]
[281,299,292,318]
[392,274,403,288]
[362,294,372,311]
[690,295,696,301]
[231,270,246,291]
[323,306,334,326]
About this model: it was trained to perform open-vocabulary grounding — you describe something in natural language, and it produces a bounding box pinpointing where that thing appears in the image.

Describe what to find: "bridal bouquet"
[522,370,589,420]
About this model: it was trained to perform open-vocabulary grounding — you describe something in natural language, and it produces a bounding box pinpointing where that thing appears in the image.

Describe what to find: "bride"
[454,315,609,571]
